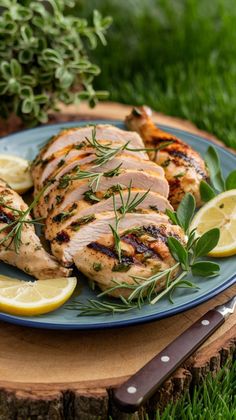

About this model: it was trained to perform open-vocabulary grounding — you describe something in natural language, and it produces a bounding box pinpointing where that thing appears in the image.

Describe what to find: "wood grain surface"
[0,102,235,420]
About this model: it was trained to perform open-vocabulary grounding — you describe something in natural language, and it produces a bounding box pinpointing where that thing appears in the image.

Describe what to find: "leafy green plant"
[0,0,112,125]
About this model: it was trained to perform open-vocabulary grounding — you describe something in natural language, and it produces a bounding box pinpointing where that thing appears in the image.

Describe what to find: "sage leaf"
[195,228,220,258]
[225,170,236,190]
[166,209,179,225]
[200,180,216,202]
[191,261,220,277]
[205,146,225,192]
[167,237,188,269]
[176,193,196,232]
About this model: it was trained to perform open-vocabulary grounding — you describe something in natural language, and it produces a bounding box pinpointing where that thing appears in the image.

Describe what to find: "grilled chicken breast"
[0,179,71,279]
[32,125,148,192]
[45,190,173,241]
[125,106,208,208]
[34,154,166,219]
[41,168,169,222]
[30,123,186,299]
[75,222,185,298]
[50,211,170,266]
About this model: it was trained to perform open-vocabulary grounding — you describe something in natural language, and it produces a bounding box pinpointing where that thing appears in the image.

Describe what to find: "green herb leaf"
[176,193,196,233]
[191,261,220,277]
[166,209,179,225]
[225,170,236,190]
[112,262,132,272]
[195,228,220,258]
[83,189,101,203]
[93,262,102,272]
[200,180,216,202]
[205,146,225,192]
[167,237,188,269]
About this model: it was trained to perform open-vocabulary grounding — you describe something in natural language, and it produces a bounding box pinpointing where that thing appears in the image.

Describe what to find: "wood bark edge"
[0,326,235,419]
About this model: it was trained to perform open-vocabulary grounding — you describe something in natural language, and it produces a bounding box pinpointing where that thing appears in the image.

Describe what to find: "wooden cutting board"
[0,102,235,420]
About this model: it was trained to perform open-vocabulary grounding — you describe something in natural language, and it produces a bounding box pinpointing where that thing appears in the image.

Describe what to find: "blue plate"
[0,121,235,330]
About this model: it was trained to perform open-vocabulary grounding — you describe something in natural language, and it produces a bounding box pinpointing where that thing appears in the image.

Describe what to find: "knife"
[113,295,236,413]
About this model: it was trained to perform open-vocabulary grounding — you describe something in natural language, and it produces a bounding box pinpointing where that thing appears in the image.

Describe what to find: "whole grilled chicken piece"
[125,106,208,208]
[0,179,71,279]
[75,220,185,298]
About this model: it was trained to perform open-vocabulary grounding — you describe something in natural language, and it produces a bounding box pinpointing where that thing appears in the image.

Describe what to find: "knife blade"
[113,295,236,413]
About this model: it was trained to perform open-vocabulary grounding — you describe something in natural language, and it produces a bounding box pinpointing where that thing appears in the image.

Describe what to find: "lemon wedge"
[0,154,33,194]
[191,189,236,257]
[0,276,77,316]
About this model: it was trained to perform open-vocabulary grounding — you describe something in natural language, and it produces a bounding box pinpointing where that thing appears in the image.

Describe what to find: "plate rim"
[0,272,235,330]
[0,120,235,330]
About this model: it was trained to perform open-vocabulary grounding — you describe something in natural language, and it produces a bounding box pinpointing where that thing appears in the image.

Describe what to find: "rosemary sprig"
[0,184,49,253]
[66,298,137,315]
[109,183,150,261]
[86,127,130,167]
[58,163,122,192]
[85,126,174,168]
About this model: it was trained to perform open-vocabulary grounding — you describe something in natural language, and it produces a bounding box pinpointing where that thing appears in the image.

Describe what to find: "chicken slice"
[125,106,208,208]
[45,189,173,241]
[32,124,148,191]
[50,211,170,266]
[0,179,71,279]
[43,168,169,222]
[33,138,148,194]
[34,154,165,218]
[75,223,185,298]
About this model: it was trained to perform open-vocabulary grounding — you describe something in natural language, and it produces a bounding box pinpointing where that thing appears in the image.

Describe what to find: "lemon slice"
[0,276,77,316]
[0,154,33,194]
[191,189,236,257]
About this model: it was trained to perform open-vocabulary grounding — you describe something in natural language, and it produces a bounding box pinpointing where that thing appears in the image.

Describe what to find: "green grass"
[154,361,236,420]
[76,0,236,149]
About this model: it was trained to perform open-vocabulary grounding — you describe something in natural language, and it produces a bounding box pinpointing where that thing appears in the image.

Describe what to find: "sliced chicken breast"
[0,179,71,279]
[32,138,148,194]
[45,190,173,241]
[50,211,170,266]
[43,169,169,221]
[125,106,208,208]
[74,222,185,298]
[33,153,165,218]
[31,125,148,190]
[36,124,147,161]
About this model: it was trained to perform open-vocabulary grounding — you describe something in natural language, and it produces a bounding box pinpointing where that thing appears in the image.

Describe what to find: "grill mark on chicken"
[87,242,134,268]
[167,149,207,177]
[121,233,162,260]
[142,224,181,243]
[87,242,117,259]
[0,207,15,225]
[55,230,70,244]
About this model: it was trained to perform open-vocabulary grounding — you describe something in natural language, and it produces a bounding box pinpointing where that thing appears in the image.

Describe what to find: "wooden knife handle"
[113,310,224,412]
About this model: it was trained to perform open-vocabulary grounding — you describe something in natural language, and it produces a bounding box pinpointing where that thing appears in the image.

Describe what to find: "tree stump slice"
[0,102,235,419]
